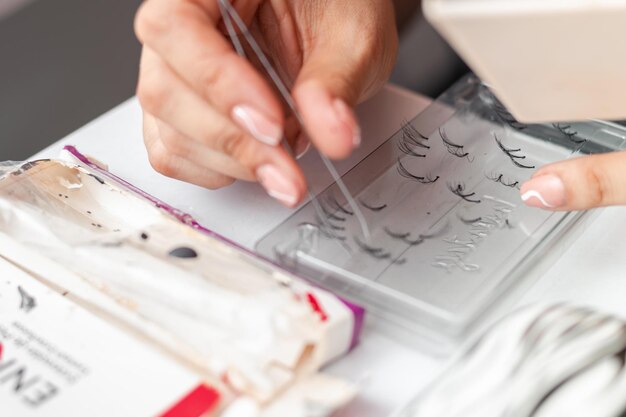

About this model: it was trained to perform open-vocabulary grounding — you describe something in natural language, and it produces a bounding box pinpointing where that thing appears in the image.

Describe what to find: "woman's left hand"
[520,151,626,210]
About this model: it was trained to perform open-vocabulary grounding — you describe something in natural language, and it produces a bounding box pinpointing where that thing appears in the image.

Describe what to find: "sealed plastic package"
[0,151,363,416]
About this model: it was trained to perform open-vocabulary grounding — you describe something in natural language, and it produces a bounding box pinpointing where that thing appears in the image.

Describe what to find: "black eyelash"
[493,102,527,130]
[385,229,409,239]
[494,134,536,169]
[398,141,427,158]
[486,172,520,189]
[402,121,430,148]
[385,221,448,245]
[419,174,439,184]
[396,159,440,184]
[354,237,392,259]
[448,182,481,203]
[327,195,354,216]
[439,128,474,161]
[552,123,577,139]
[360,199,387,212]
[397,121,430,158]
[553,123,588,145]
[384,227,425,246]
[319,201,346,222]
[459,216,482,225]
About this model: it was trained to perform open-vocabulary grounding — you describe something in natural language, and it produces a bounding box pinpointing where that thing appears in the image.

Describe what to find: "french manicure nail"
[294,134,311,160]
[520,174,566,209]
[332,98,360,148]
[232,105,283,146]
[256,164,299,207]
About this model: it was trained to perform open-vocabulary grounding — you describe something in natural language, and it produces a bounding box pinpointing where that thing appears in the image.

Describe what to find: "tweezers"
[217,0,370,241]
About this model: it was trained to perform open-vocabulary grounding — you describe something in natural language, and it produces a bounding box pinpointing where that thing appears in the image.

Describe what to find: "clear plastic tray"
[256,75,626,351]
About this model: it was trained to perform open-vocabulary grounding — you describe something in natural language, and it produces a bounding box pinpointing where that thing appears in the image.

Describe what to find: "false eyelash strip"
[307,221,347,241]
[448,182,481,204]
[493,102,527,130]
[360,199,387,212]
[486,173,520,189]
[494,134,536,169]
[396,159,440,184]
[398,141,427,158]
[439,128,474,161]
[316,216,345,231]
[385,220,448,245]
[327,195,354,216]
[385,229,410,239]
[319,202,346,222]
[397,123,430,158]
[459,215,483,225]
[354,237,392,260]
[384,227,425,246]
[553,123,588,145]
[402,121,430,148]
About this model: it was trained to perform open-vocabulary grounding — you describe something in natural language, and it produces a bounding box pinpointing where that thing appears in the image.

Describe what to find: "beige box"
[424,0,626,123]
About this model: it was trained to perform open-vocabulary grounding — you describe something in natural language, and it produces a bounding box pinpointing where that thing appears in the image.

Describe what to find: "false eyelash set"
[310,114,538,259]
[257,74,626,351]
[310,114,540,264]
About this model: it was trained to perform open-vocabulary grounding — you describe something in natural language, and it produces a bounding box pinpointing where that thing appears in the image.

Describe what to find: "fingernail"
[294,134,311,160]
[520,174,566,209]
[332,98,361,148]
[353,125,362,148]
[256,165,299,207]
[232,105,283,146]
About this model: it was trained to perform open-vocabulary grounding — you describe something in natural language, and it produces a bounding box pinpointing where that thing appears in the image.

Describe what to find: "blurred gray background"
[0,0,143,160]
[0,0,465,160]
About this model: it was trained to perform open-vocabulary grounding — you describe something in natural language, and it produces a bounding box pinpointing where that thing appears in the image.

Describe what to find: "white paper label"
[0,258,219,417]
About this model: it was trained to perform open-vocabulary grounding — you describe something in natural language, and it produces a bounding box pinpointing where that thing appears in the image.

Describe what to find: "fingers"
[292,0,398,159]
[154,118,253,181]
[293,80,361,160]
[520,150,626,211]
[135,0,285,146]
[143,113,236,189]
[137,48,306,206]
[284,115,311,159]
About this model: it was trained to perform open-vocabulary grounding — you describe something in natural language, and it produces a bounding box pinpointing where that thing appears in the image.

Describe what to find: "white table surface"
[33,86,626,417]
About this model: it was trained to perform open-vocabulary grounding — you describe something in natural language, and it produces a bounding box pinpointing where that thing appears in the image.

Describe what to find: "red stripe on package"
[159,384,221,417]
[306,292,328,322]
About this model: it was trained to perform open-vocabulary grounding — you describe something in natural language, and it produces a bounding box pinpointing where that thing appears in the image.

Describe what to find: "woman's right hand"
[134,0,398,207]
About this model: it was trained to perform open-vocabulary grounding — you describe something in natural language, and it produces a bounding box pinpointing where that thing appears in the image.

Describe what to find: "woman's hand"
[134,0,398,206]
[520,151,626,210]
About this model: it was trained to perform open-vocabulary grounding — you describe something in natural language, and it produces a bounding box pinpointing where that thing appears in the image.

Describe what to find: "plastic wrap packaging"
[0,149,364,417]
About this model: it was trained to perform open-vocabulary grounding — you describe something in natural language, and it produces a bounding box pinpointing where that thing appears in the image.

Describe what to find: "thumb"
[292,51,367,160]
[291,8,397,160]
[520,151,626,210]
